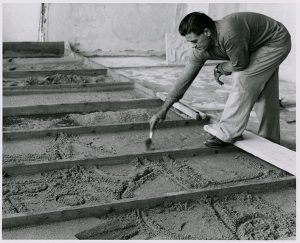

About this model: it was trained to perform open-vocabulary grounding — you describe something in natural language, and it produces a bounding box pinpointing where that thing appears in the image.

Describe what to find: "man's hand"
[213,64,224,86]
[214,63,232,86]
[149,110,167,131]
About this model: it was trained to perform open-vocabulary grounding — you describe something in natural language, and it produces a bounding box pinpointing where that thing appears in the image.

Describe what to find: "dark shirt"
[168,12,290,102]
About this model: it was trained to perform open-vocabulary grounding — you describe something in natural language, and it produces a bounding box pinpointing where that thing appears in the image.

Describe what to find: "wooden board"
[2,176,295,228]
[3,145,226,176]
[3,42,64,58]
[3,82,134,96]
[3,68,107,79]
[3,98,163,116]
[204,125,296,175]
[156,92,207,119]
[3,118,205,140]
[133,83,208,120]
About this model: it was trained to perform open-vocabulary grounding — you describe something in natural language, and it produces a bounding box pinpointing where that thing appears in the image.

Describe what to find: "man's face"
[185,30,211,52]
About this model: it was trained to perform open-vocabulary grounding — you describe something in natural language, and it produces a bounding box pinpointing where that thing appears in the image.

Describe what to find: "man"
[149,12,291,148]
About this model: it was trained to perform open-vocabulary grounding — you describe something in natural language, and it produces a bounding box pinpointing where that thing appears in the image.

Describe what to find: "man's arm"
[149,61,204,130]
[162,62,203,111]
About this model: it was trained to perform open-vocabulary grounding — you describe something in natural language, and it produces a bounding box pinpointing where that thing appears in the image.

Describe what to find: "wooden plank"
[156,92,207,120]
[3,145,227,176]
[3,98,163,116]
[3,42,64,58]
[2,176,295,228]
[3,82,134,96]
[4,118,205,140]
[3,68,107,78]
[134,83,205,120]
[203,125,296,175]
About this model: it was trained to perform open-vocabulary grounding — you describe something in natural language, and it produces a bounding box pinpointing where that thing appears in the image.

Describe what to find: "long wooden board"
[203,125,296,176]
[3,68,107,78]
[3,42,65,58]
[156,92,207,120]
[3,98,163,116]
[2,176,295,228]
[3,145,227,176]
[3,82,134,96]
[3,118,205,140]
[133,82,207,120]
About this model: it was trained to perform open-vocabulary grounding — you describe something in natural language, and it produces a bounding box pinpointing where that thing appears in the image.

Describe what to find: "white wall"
[3,4,40,42]
[47,3,178,54]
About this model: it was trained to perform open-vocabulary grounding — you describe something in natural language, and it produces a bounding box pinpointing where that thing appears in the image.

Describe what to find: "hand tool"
[145,129,154,150]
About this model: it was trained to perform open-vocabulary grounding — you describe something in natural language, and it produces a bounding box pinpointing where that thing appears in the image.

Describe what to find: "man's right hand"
[213,64,224,86]
[149,110,167,131]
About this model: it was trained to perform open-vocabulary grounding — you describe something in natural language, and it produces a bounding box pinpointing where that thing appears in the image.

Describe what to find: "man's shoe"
[204,136,228,148]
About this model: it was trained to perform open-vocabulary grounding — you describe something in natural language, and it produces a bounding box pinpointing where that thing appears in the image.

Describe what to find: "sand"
[3,165,118,214]
[3,148,290,215]
[212,191,296,240]
[3,126,210,164]
[3,63,85,72]
[3,90,142,107]
[3,74,108,87]
[69,188,295,240]
[3,108,182,131]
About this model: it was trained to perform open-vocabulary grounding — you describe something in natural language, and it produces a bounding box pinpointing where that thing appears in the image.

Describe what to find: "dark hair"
[179,12,214,36]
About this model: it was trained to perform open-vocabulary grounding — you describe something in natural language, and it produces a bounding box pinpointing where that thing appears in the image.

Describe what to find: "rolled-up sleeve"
[167,49,206,102]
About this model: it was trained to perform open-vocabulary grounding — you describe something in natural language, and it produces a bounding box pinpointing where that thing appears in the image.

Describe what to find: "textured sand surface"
[3,108,182,131]
[3,90,142,107]
[3,126,210,164]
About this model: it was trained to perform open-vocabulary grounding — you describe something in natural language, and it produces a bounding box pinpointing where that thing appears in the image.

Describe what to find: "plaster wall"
[2,4,40,42]
[47,3,178,54]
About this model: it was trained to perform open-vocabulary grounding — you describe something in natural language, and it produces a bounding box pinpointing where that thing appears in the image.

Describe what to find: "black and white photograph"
[1,1,298,240]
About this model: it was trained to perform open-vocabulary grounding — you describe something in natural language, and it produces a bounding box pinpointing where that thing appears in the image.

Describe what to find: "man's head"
[179,12,215,51]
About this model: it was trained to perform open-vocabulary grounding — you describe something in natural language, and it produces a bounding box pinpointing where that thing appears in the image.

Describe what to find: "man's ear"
[203,28,211,37]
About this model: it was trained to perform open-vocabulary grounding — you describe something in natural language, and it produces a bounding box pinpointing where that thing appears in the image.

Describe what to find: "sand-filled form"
[3,126,210,164]
[3,165,120,214]
[3,62,86,72]
[3,108,182,131]
[73,189,295,240]
[3,74,108,87]
[3,148,290,215]
[3,90,143,107]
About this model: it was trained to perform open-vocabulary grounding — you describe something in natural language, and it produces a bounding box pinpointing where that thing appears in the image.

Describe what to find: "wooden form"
[3,98,163,117]
[3,82,134,96]
[3,144,228,176]
[203,125,296,176]
[3,68,107,79]
[4,118,204,140]
[2,176,295,228]
[3,42,64,58]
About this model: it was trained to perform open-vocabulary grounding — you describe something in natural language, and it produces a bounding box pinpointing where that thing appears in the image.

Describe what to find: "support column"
[38,3,49,41]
